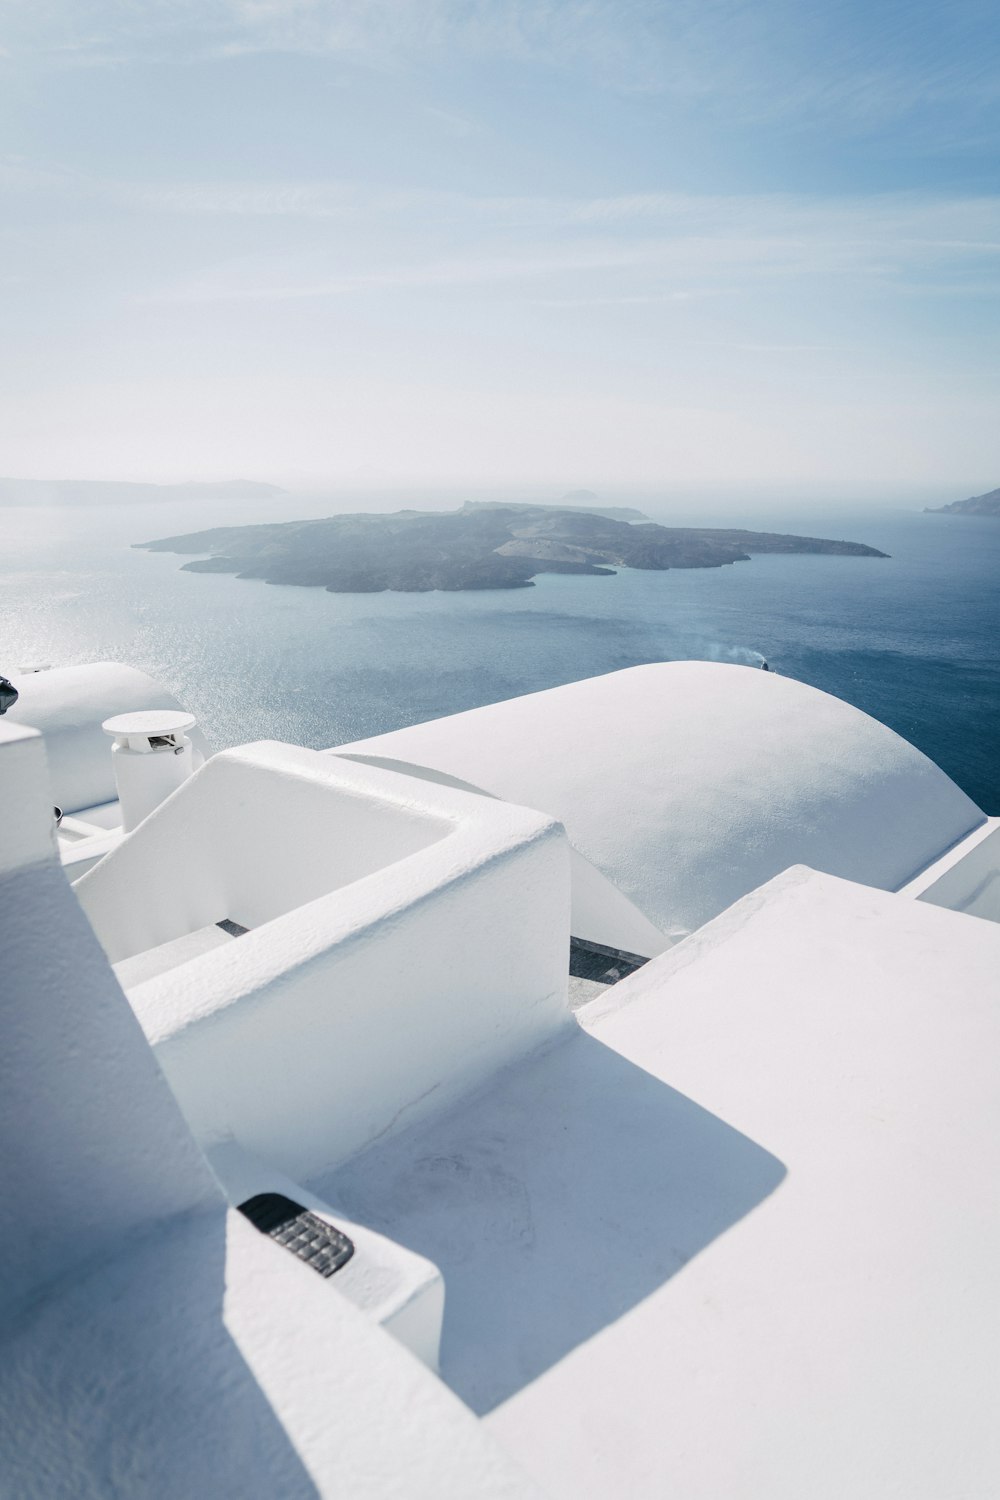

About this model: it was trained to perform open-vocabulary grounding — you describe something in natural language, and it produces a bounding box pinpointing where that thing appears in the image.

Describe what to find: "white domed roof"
[6,662,211,813]
[334,662,985,944]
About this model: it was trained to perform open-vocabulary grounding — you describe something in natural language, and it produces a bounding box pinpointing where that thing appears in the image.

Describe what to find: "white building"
[2,659,998,1497]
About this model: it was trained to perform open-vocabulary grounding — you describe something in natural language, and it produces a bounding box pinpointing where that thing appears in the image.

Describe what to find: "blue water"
[1,499,997,812]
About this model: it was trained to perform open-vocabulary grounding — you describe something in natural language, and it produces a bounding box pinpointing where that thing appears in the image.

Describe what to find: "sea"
[1,493,997,813]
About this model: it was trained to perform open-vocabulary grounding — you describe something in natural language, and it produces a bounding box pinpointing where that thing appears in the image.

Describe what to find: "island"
[925,486,1000,516]
[136,502,888,594]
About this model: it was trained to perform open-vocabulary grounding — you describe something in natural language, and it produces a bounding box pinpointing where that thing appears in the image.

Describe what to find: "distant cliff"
[137,502,888,594]
[925,487,1000,516]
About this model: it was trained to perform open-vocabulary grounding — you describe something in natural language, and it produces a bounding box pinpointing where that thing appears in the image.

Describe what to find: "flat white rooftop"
[314,866,1000,1498]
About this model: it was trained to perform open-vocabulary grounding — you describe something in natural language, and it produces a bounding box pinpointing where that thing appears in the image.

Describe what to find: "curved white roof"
[5,662,211,814]
[334,662,985,943]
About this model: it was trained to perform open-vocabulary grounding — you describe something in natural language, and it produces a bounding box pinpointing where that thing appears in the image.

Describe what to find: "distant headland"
[925,486,1000,516]
[137,502,888,594]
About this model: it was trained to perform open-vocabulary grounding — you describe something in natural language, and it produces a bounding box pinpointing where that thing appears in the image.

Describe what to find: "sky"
[1,0,998,495]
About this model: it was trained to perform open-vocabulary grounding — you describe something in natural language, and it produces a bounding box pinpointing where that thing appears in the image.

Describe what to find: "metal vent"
[569,936,648,985]
[216,918,249,938]
[238,1192,355,1278]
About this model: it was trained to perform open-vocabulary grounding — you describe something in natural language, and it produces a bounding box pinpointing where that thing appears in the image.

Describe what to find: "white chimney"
[102,710,198,832]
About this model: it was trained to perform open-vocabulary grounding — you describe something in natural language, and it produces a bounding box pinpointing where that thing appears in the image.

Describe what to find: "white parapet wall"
[207,1140,447,1371]
[899,817,1000,923]
[75,742,572,1182]
[332,661,986,944]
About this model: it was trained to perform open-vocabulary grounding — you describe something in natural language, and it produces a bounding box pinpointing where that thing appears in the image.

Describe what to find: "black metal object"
[569,936,649,986]
[238,1193,355,1278]
[216,918,249,938]
[0,676,18,715]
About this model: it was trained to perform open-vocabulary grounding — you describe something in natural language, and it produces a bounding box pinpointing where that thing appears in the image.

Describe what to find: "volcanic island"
[137,502,888,594]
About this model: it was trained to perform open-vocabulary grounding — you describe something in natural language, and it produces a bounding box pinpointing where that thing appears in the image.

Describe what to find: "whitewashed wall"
[0,721,219,1316]
[77,743,572,1181]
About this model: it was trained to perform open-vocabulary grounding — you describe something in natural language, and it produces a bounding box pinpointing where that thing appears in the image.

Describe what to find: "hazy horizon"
[0,473,988,528]
[2,2,998,496]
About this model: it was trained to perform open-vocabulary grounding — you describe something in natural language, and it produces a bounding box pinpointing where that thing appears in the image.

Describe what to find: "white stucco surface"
[4,661,211,814]
[208,1140,446,1369]
[77,741,572,1180]
[11,658,999,1496]
[333,662,985,942]
[0,720,60,877]
[0,723,543,1499]
[314,864,1000,1494]
[76,740,456,962]
[56,802,124,881]
[505,872,1000,1496]
[901,816,1000,923]
[0,722,219,1315]
[113,919,236,987]
[315,867,1000,1498]
[0,1206,543,1500]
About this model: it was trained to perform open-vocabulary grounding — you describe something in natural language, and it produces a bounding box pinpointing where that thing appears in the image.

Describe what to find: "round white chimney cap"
[102,709,196,738]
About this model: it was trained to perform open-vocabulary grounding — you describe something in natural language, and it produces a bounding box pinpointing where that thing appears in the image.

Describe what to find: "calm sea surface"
[1,497,997,812]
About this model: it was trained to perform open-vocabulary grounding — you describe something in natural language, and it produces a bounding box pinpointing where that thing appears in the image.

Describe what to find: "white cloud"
[123,187,1000,304]
[1,3,997,488]
[8,152,1000,249]
[5,152,998,304]
[4,0,998,130]
[1,0,662,78]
